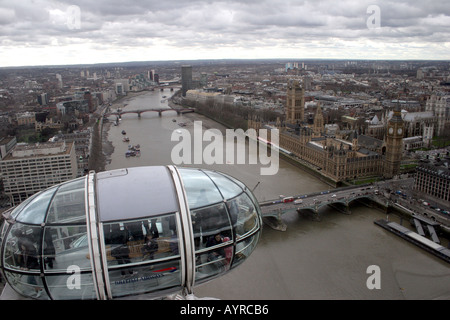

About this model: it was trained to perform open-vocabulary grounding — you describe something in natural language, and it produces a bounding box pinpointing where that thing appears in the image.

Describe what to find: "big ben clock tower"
[384,103,404,178]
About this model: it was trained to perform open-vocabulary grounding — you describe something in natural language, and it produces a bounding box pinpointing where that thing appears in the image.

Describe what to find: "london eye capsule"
[0,166,262,300]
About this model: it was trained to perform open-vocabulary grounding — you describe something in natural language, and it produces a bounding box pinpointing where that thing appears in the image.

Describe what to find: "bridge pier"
[345,205,351,215]
[328,202,351,215]
[137,112,141,118]
[313,206,321,221]
[262,213,287,231]
[297,208,321,221]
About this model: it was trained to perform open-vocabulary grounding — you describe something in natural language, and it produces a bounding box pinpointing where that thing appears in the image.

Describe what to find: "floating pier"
[374,219,450,264]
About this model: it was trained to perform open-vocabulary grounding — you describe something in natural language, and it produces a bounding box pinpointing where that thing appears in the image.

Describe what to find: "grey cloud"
[0,7,15,25]
[10,0,50,22]
[0,0,449,66]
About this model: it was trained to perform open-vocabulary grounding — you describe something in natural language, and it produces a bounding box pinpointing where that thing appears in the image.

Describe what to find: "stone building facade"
[248,80,404,184]
[425,94,450,137]
[415,157,450,203]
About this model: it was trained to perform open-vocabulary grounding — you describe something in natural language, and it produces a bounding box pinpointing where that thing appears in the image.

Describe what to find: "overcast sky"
[1,0,449,67]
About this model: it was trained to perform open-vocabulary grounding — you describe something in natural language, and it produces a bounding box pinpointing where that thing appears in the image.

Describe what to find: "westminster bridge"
[260,178,450,233]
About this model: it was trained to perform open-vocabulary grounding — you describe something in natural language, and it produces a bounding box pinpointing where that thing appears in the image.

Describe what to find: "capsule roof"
[10,166,252,224]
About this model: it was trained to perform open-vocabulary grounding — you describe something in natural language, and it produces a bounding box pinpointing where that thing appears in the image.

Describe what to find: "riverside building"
[181,65,193,97]
[248,79,405,184]
[0,141,77,205]
[415,156,450,203]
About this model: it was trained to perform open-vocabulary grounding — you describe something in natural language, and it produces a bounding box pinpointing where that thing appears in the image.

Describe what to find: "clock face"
[397,128,402,135]
[389,127,393,134]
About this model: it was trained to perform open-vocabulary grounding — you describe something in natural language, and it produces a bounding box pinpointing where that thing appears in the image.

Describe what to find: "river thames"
[103,89,450,300]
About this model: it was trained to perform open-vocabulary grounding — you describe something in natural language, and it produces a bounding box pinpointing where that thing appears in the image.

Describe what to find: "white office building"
[0,141,77,205]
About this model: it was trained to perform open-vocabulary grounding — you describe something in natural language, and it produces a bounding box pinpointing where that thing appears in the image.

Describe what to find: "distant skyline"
[1,0,450,67]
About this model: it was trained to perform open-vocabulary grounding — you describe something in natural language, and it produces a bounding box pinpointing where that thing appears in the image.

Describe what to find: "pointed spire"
[316,101,322,114]
[391,96,403,123]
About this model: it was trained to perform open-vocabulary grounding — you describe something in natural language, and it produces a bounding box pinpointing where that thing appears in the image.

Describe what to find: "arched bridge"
[104,108,194,118]
[259,184,379,231]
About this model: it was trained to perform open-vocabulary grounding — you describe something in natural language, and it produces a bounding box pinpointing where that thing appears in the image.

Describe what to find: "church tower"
[383,103,404,178]
[286,80,305,124]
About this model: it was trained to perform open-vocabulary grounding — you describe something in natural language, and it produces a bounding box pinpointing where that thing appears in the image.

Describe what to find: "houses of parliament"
[248,80,404,184]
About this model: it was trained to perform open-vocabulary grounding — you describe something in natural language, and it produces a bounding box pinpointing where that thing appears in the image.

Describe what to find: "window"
[108,260,182,298]
[227,192,258,239]
[3,270,48,300]
[191,202,232,251]
[102,213,181,298]
[42,226,90,272]
[233,230,260,269]
[180,169,223,209]
[46,178,86,224]
[15,187,57,224]
[191,202,232,282]
[45,272,96,300]
[103,215,179,267]
[3,224,42,272]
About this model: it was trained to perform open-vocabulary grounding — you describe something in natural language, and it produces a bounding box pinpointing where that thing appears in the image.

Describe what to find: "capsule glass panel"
[195,242,233,283]
[227,192,259,239]
[46,178,86,224]
[178,168,223,209]
[103,215,180,267]
[191,202,233,251]
[8,192,40,220]
[233,230,261,268]
[108,260,182,298]
[3,224,41,271]
[43,226,90,272]
[15,187,57,224]
[45,271,97,300]
[102,213,182,298]
[206,171,244,199]
[3,270,49,300]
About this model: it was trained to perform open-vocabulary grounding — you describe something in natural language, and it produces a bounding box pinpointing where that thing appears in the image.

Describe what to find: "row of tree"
[184,97,281,130]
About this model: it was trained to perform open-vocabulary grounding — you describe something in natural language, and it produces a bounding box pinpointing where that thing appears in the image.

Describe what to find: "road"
[380,178,450,228]
[261,183,376,212]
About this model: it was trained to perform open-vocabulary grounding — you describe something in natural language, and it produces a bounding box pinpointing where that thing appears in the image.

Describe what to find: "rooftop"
[3,141,72,160]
